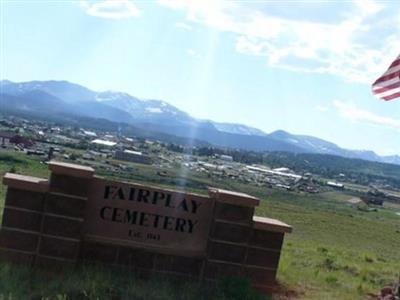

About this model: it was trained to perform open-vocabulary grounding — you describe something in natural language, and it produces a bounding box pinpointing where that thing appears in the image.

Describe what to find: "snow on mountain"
[1,80,95,103]
[212,122,267,136]
[146,107,163,113]
[95,91,135,102]
[2,79,399,164]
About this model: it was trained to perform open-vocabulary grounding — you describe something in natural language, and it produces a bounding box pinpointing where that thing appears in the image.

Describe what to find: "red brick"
[208,241,246,263]
[80,241,118,264]
[117,247,154,269]
[0,248,35,265]
[253,216,292,233]
[214,202,254,225]
[204,261,243,280]
[211,222,250,243]
[45,193,86,218]
[0,228,38,252]
[249,230,284,250]
[245,266,277,286]
[49,174,90,197]
[39,236,79,259]
[3,173,48,193]
[209,188,260,207]
[42,215,83,239]
[2,208,42,232]
[5,188,44,212]
[246,248,281,269]
[155,254,203,276]
[49,161,94,179]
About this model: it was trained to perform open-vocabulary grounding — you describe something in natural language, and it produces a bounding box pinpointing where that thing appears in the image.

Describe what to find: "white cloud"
[158,0,400,84]
[333,100,400,130]
[315,105,329,112]
[353,0,384,16]
[175,22,192,30]
[187,48,200,58]
[79,1,90,9]
[80,0,140,20]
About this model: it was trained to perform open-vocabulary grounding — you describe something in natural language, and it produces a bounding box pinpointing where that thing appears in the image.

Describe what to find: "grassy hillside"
[0,151,399,299]
[256,190,400,300]
[262,152,400,187]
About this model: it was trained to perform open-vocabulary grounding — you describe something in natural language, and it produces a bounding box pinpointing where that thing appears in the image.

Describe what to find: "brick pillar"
[35,161,94,269]
[204,188,260,281]
[0,173,49,265]
[245,216,292,292]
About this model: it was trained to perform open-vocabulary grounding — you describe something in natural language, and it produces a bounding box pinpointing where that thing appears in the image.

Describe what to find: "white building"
[91,139,117,147]
[327,181,344,189]
[83,130,97,137]
[115,150,152,164]
[220,155,233,162]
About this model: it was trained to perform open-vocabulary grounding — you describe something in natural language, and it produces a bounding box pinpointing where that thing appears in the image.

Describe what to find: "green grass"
[0,151,399,299]
[253,190,400,300]
[0,263,266,300]
[0,152,49,220]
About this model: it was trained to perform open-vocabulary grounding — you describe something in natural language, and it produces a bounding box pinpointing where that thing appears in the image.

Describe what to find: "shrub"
[325,275,339,286]
[323,255,338,270]
[364,255,374,263]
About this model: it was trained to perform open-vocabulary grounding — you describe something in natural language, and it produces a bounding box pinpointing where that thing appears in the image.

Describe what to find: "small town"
[3,115,400,208]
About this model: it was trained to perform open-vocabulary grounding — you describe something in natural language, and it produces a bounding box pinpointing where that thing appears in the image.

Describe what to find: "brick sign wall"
[0,161,292,293]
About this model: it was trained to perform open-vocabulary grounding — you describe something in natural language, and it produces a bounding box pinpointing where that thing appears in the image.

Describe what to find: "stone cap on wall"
[48,161,95,178]
[253,216,292,233]
[208,188,260,207]
[3,173,49,193]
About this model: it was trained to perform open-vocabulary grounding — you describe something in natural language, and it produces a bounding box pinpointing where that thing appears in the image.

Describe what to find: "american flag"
[372,54,400,101]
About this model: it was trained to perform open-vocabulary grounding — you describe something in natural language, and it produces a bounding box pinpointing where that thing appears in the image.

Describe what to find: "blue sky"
[2,0,400,155]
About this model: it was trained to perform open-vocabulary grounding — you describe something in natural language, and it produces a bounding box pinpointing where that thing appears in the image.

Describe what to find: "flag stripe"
[373,70,400,85]
[388,56,400,68]
[373,81,400,94]
[382,64,400,77]
[372,77,400,90]
[372,53,400,101]
[382,91,400,101]
[376,87,400,99]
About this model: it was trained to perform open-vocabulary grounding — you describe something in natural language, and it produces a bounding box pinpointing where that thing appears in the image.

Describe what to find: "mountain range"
[1,79,400,165]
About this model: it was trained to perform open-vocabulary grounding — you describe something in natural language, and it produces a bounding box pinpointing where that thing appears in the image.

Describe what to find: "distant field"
[256,190,400,300]
[0,151,399,299]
